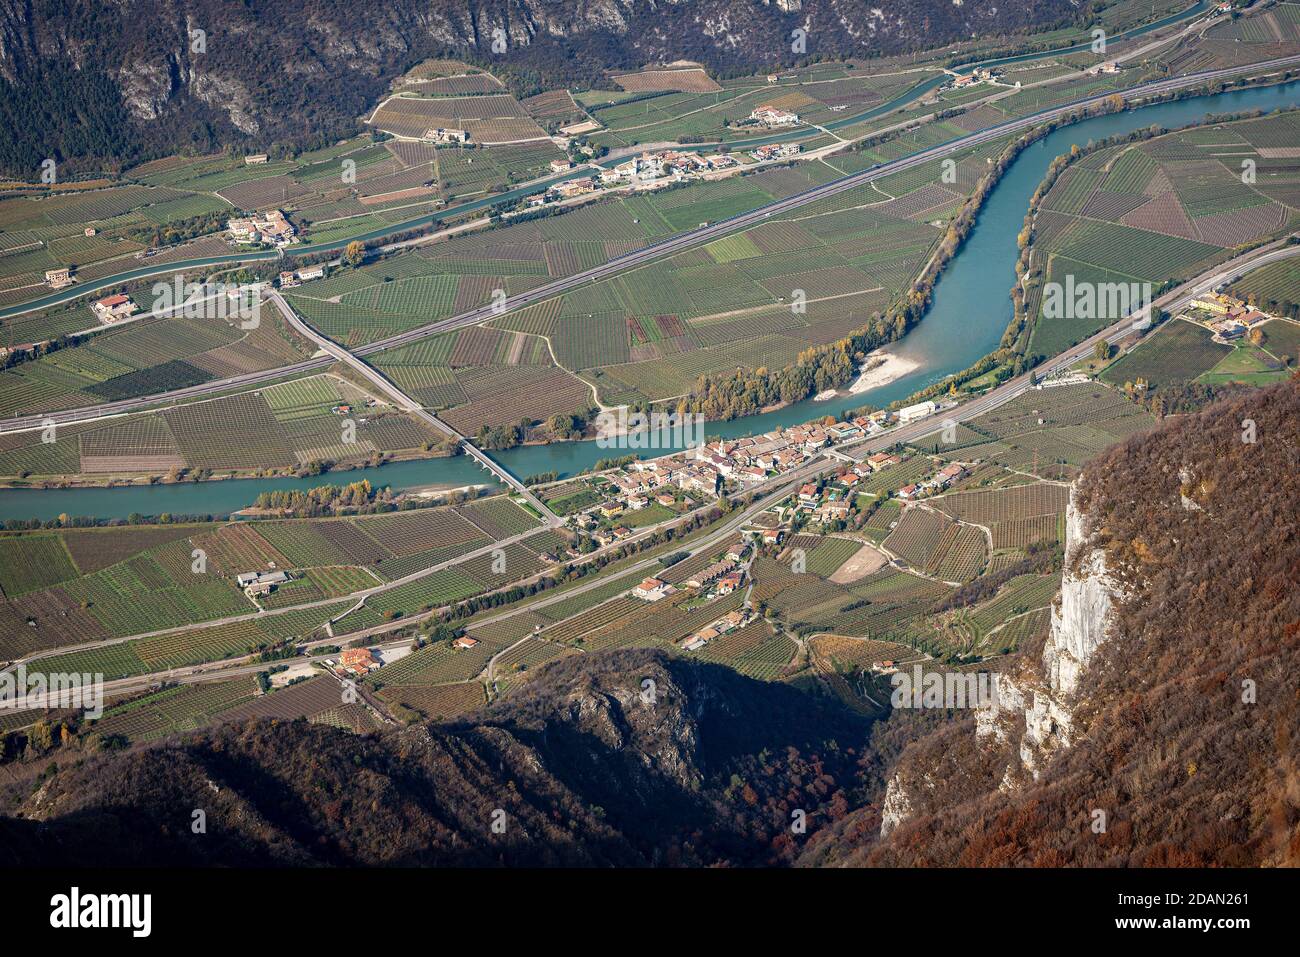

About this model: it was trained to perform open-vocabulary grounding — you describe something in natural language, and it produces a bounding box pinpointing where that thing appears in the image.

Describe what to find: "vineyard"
[1029,111,1300,357]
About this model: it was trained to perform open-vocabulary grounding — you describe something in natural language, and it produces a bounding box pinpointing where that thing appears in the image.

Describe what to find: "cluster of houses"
[92,293,139,324]
[227,209,297,247]
[681,608,751,652]
[541,149,741,205]
[747,105,800,127]
[599,149,738,188]
[789,450,902,522]
[277,264,327,288]
[1186,292,1272,341]
[750,143,801,162]
[896,461,967,501]
[947,68,1005,91]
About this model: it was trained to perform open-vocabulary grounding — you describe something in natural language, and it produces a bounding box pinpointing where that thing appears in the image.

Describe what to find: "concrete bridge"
[269,292,560,525]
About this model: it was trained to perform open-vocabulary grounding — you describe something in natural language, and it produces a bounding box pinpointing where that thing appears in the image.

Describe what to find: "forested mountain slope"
[0,0,1081,176]
[802,377,1300,867]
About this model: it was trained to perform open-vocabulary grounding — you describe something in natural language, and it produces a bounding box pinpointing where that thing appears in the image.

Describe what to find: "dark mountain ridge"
[0,650,891,867]
[0,0,1085,177]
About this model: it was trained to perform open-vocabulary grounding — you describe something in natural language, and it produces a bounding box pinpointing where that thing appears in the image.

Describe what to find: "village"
[546,391,974,658]
[539,139,800,207]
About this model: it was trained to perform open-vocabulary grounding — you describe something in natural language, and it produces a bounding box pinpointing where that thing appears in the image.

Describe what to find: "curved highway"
[2,53,1298,436]
[0,2,1222,323]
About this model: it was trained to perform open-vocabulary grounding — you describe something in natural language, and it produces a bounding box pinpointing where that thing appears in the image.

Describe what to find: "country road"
[3,52,1297,437]
[267,290,561,523]
[2,237,1293,690]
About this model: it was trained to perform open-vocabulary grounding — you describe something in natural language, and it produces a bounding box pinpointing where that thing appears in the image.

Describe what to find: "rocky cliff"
[814,377,1300,867]
[0,0,1079,176]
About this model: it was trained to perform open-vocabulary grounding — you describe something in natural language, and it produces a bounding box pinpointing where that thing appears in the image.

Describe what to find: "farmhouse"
[237,569,290,597]
[549,159,573,173]
[633,577,671,601]
[44,268,73,289]
[750,105,799,126]
[422,127,470,144]
[92,294,138,324]
[227,209,297,247]
[715,571,745,595]
[296,265,326,282]
[338,647,378,674]
[933,463,967,487]
[817,501,850,522]
[244,154,270,165]
[681,628,716,651]
[452,635,480,649]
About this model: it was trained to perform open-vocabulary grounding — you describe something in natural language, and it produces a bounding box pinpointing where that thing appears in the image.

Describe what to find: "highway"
[5,239,1292,694]
[3,53,1298,437]
[267,291,561,522]
[0,3,1219,325]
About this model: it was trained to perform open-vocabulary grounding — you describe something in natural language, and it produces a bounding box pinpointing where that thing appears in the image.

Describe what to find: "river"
[2,76,1295,521]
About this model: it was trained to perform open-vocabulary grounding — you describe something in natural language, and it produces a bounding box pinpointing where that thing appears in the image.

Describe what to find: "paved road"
[267,291,561,521]
[4,53,1297,437]
[0,3,1217,325]
[9,238,1291,694]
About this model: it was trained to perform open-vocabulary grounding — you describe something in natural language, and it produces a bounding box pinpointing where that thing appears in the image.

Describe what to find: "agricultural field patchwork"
[1028,112,1300,357]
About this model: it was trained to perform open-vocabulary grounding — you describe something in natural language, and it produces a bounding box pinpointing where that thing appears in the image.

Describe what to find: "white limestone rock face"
[881,483,1123,836]
[1042,492,1117,699]
[879,774,913,837]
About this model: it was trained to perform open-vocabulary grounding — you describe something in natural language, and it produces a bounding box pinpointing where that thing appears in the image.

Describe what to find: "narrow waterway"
[3,77,1295,521]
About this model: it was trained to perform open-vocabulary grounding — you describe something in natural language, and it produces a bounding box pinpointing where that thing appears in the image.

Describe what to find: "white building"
[897,400,937,425]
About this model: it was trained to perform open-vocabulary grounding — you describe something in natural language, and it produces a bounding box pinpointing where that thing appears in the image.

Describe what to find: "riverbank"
[850,352,923,394]
[0,444,458,491]
[2,79,1297,522]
